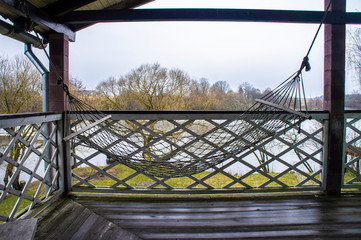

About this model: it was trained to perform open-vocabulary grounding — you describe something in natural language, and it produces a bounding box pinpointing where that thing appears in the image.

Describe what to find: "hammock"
[37,2,332,178]
[63,65,311,178]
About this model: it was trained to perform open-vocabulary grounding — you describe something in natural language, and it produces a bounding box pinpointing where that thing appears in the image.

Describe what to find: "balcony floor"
[34,193,361,240]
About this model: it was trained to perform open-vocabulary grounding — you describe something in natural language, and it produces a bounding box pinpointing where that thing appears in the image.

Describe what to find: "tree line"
[71,63,323,112]
[0,56,325,113]
[91,63,267,111]
[5,49,361,114]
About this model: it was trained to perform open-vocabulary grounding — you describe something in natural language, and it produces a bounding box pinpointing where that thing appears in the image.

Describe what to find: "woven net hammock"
[28,0,331,178]
[64,65,311,178]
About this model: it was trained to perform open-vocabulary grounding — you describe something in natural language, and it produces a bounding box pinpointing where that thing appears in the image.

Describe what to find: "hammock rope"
[63,69,309,177]
[33,1,333,178]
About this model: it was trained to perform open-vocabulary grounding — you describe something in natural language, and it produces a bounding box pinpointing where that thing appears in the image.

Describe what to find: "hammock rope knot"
[301,56,311,72]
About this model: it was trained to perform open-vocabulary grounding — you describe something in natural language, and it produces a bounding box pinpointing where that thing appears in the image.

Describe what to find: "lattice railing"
[344,112,361,188]
[0,113,62,222]
[68,111,326,193]
[1,110,359,222]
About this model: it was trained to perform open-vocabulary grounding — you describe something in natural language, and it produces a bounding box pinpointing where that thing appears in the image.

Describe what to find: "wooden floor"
[34,198,141,240]
[35,194,361,240]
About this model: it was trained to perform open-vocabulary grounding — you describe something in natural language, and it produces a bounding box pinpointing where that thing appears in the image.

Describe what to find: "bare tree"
[125,63,191,110]
[0,55,42,190]
[253,145,271,173]
[281,127,316,173]
[96,77,129,110]
[96,63,193,110]
[238,82,262,108]
[69,76,86,96]
[69,76,103,109]
[347,27,361,90]
[188,78,218,110]
[0,55,42,114]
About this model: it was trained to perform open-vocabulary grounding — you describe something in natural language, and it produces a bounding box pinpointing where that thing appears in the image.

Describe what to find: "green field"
[72,164,309,188]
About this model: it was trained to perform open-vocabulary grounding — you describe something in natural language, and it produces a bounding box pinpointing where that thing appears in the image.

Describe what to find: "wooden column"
[48,33,71,192]
[48,33,69,112]
[322,0,346,195]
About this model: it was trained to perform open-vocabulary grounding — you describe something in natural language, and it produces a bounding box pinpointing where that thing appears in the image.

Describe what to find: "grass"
[344,171,361,183]
[1,166,357,221]
[72,164,311,189]
[0,181,46,222]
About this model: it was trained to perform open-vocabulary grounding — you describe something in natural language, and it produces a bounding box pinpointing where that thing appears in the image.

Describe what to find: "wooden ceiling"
[0,0,360,43]
[0,0,154,42]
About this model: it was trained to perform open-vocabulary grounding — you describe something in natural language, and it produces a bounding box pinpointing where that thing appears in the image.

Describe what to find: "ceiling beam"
[69,0,154,32]
[0,0,75,41]
[41,0,98,17]
[107,0,155,10]
[59,8,361,25]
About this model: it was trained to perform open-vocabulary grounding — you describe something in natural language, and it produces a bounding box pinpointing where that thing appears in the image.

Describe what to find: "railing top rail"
[67,110,329,120]
[0,112,62,119]
[345,110,361,118]
[0,112,62,128]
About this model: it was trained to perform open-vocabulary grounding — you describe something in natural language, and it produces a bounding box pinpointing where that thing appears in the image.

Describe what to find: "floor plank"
[77,194,361,240]
[0,219,37,240]
[34,198,142,240]
[32,194,361,239]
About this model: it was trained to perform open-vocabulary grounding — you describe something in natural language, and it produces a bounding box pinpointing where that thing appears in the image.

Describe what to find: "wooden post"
[48,33,71,193]
[48,33,69,112]
[322,0,346,195]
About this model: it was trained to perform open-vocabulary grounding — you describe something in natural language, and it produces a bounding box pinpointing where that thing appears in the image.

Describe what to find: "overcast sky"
[1,0,361,97]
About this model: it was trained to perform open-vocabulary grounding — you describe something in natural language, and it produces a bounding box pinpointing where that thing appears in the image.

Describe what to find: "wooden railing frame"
[0,113,63,222]
[66,111,330,194]
[1,110,361,222]
[343,111,361,188]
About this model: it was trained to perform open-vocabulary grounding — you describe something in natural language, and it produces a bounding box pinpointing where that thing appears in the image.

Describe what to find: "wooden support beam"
[0,0,75,41]
[68,0,154,32]
[107,0,155,9]
[47,33,70,192]
[42,0,97,17]
[48,33,69,112]
[59,9,361,26]
[322,0,346,195]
